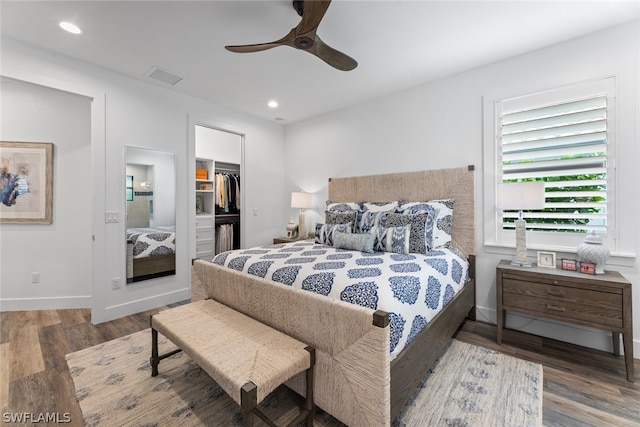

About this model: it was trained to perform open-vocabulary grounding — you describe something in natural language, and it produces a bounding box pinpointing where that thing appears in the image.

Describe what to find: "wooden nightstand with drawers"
[496,259,634,381]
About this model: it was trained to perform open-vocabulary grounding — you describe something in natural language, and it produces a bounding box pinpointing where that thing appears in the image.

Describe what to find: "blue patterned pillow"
[362,201,399,212]
[400,199,454,249]
[358,210,393,233]
[325,210,358,231]
[381,212,431,254]
[325,201,361,212]
[333,231,375,253]
[370,225,411,254]
[315,223,352,246]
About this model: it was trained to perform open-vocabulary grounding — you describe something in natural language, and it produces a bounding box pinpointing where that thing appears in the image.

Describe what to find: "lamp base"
[510,258,533,268]
[512,218,532,267]
[298,210,306,240]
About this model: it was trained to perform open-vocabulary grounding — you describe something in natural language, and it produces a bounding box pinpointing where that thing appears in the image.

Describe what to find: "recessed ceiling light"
[59,21,82,34]
[268,100,278,108]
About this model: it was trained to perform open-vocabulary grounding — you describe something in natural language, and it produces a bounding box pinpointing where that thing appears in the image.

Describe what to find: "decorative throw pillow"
[358,210,393,233]
[325,210,358,232]
[333,231,375,253]
[362,201,399,212]
[325,201,361,212]
[381,212,430,254]
[400,199,454,249]
[315,223,352,246]
[397,203,438,250]
[370,225,411,254]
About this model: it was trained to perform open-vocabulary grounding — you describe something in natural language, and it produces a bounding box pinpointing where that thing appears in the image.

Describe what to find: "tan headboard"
[328,166,476,256]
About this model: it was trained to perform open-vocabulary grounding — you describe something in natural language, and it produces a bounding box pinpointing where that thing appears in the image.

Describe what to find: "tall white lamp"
[497,181,546,267]
[291,191,313,239]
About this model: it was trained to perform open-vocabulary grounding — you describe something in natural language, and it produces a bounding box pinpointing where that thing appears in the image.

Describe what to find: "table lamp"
[291,191,313,239]
[497,181,545,267]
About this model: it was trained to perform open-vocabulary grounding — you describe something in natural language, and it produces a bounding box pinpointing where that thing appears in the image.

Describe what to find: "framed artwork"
[537,251,556,268]
[580,261,596,275]
[561,258,578,271]
[0,141,54,224]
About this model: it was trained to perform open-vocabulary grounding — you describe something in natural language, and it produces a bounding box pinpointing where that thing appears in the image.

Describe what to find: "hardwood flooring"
[1,306,638,426]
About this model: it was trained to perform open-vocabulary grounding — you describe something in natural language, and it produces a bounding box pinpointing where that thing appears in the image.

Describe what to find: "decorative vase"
[576,231,610,274]
[286,218,297,238]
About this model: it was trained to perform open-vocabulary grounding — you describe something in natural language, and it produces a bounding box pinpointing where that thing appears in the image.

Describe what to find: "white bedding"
[212,240,470,358]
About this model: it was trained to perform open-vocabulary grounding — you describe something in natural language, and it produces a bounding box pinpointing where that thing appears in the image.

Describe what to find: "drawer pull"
[547,289,565,297]
[546,304,565,312]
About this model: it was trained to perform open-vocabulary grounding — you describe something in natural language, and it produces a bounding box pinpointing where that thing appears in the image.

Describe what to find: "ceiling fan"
[225,0,357,71]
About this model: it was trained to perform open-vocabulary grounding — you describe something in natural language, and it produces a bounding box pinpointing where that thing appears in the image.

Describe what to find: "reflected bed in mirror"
[126,147,176,283]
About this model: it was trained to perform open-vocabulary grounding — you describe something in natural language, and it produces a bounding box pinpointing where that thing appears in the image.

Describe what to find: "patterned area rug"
[65,330,542,426]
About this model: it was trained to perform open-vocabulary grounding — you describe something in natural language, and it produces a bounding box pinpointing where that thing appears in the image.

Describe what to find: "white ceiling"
[2,1,640,124]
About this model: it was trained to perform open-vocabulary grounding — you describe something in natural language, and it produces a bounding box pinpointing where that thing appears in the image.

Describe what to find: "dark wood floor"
[1,306,638,426]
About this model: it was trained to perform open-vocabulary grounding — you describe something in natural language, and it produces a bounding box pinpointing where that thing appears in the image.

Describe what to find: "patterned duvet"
[212,240,470,359]
[127,226,175,259]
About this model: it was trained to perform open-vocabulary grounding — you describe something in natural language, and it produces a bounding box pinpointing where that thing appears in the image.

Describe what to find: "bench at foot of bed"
[150,298,316,427]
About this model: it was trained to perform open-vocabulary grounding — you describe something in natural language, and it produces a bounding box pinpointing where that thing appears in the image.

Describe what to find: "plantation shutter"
[500,95,608,233]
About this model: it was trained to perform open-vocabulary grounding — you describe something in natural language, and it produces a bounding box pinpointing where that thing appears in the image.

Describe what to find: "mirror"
[125,147,176,283]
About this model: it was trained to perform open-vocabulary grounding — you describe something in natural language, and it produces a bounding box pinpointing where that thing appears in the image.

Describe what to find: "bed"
[193,166,476,426]
[126,226,176,282]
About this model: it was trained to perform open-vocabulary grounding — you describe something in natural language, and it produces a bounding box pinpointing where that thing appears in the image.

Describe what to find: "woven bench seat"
[150,299,315,427]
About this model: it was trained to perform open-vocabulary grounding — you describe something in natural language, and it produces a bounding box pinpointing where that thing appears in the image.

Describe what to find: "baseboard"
[97,287,191,324]
[475,305,639,359]
[0,295,91,311]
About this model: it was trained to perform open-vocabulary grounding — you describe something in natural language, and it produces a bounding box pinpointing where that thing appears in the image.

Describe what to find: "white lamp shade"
[291,191,313,209]
[497,182,545,210]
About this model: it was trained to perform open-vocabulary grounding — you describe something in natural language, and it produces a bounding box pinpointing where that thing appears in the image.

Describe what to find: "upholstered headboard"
[327,165,476,256]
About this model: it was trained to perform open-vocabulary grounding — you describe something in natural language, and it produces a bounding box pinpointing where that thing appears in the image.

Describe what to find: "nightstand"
[273,237,300,244]
[496,259,634,382]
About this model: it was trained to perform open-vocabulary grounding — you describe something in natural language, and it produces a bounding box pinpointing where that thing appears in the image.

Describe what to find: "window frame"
[483,77,618,254]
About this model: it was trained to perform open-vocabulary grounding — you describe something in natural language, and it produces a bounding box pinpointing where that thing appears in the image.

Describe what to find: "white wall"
[195,125,242,164]
[1,37,287,322]
[284,21,640,355]
[0,77,92,309]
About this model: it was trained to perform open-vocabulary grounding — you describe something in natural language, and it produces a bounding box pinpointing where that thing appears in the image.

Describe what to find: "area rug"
[65,330,542,426]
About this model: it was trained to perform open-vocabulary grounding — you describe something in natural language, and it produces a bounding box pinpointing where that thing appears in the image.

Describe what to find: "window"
[485,78,616,250]
[126,175,134,201]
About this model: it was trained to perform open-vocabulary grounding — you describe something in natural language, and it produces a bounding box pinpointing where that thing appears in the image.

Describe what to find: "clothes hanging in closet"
[215,172,240,213]
[215,223,234,254]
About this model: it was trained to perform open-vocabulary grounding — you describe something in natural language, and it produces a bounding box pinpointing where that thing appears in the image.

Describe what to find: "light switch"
[105,211,119,223]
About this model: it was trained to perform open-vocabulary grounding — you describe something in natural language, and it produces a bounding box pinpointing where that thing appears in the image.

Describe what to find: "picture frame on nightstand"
[579,261,596,275]
[537,251,556,268]
[561,258,578,271]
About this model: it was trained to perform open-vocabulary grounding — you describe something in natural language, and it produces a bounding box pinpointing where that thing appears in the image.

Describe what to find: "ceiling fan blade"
[225,29,296,53]
[312,35,358,71]
[225,43,281,53]
[297,0,331,34]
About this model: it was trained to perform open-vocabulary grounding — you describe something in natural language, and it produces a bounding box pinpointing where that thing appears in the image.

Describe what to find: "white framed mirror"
[125,147,176,283]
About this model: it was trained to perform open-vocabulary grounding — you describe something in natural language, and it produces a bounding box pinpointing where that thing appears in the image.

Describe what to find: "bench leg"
[305,346,316,426]
[149,315,183,377]
[150,327,159,377]
[241,382,257,427]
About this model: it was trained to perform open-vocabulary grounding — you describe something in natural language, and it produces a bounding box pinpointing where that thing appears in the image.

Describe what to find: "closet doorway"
[194,125,243,260]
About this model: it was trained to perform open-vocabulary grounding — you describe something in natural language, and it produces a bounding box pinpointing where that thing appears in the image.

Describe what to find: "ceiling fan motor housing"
[293,0,304,17]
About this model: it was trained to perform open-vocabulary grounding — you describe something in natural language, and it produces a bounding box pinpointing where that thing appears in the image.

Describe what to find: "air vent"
[145,66,183,85]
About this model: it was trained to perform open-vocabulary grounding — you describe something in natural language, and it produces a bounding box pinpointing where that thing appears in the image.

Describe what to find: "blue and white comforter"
[212,241,470,359]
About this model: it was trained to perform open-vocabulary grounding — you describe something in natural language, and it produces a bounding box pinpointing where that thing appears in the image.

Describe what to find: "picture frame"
[561,258,578,271]
[195,196,203,214]
[537,251,556,268]
[579,261,596,275]
[0,141,54,224]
